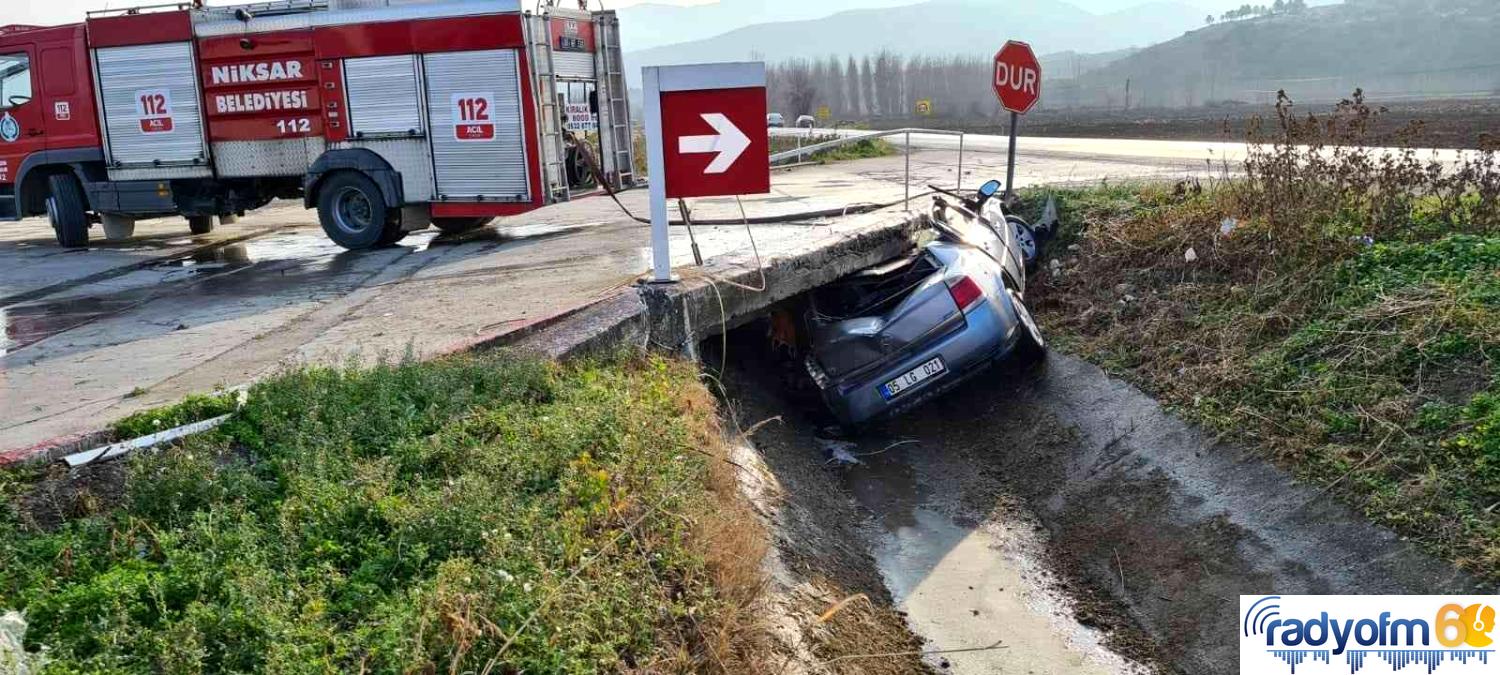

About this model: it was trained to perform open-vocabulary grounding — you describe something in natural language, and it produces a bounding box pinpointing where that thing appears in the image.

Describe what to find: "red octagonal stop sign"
[993,41,1042,114]
[661,87,769,199]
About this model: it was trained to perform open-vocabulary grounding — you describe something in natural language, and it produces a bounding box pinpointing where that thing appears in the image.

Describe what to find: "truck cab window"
[0,54,32,109]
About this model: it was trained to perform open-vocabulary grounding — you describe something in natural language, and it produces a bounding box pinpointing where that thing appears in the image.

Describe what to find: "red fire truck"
[0,0,634,249]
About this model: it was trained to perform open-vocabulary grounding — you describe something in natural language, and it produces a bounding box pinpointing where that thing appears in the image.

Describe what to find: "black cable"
[564,129,933,225]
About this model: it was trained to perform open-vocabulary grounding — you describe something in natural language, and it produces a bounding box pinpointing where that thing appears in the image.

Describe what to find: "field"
[865,96,1500,149]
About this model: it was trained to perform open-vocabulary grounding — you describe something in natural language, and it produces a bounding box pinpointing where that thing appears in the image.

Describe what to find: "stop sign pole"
[993,41,1041,201]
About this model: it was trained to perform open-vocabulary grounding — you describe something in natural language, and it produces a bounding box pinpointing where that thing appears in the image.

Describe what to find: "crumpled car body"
[804,195,1043,427]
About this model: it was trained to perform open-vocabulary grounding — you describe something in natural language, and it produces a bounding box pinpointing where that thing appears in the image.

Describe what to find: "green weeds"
[1019,94,1500,577]
[0,353,767,673]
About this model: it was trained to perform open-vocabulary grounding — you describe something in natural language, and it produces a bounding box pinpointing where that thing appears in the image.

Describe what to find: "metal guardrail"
[769,127,967,207]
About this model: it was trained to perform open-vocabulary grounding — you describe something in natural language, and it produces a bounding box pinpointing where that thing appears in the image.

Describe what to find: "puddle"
[1,298,142,356]
[843,451,1139,674]
[1,232,398,355]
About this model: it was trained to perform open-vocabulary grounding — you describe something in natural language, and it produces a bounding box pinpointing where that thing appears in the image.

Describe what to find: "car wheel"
[1007,215,1039,270]
[187,215,215,235]
[47,174,90,248]
[1007,288,1046,363]
[432,217,494,235]
[317,172,398,250]
[101,214,136,240]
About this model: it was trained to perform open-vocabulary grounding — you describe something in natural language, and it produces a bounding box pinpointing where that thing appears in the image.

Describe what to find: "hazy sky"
[9,0,1331,29]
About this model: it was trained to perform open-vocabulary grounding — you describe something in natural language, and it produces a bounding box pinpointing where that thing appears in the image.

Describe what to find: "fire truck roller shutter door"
[423,49,528,201]
[93,42,210,179]
[343,55,423,137]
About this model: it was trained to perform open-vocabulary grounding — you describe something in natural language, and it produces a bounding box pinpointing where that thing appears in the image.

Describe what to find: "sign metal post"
[992,40,1041,202]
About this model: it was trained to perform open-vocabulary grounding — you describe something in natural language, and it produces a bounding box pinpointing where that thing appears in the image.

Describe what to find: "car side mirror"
[978,179,1002,199]
[7,95,30,108]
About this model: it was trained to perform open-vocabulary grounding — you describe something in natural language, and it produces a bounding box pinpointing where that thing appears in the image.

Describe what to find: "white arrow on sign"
[677,113,750,174]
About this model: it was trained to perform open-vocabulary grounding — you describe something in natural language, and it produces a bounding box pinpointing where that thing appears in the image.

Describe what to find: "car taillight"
[947,275,984,311]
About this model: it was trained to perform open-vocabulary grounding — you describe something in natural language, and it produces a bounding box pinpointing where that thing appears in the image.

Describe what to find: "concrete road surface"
[1,139,1215,455]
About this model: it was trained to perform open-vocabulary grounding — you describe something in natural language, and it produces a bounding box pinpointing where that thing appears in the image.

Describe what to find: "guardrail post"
[904,131,911,208]
[957,132,965,192]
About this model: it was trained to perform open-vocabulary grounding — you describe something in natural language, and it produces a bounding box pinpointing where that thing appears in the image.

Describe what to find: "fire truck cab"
[0,0,634,249]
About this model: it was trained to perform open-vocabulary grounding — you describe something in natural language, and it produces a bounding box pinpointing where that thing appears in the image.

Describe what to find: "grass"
[1014,91,1500,580]
[109,392,239,440]
[767,132,896,164]
[1019,184,1500,580]
[0,353,769,673]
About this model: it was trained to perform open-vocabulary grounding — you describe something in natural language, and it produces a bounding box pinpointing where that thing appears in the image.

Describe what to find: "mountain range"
[1066,0,1500,107]
[621,0,1207,82]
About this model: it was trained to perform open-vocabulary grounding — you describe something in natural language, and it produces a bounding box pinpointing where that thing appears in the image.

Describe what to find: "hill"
[1066,0,1500,108]
[622,0,1205,85]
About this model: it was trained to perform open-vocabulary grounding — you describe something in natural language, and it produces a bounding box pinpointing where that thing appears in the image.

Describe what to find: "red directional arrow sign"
[660,86,768,198]
[993,40,1041,114]
[643,62,769,283]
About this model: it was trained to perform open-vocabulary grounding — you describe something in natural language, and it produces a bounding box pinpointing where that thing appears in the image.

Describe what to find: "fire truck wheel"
[318,172,393,250]
[187,215,215,235]
[101,214,136,240]
[432,217,494,234]
[46,174,90,248]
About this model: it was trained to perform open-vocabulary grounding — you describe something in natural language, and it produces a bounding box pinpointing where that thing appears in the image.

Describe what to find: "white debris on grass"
[1219,217,1238,236]
[1,611,45,674]
[1184,247,1199,262]
[1037,194,1060,234]
[818,438,864,466]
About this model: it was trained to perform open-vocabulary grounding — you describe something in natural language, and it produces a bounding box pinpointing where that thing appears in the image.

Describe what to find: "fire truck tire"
[46,174,90,248]
[101,214,136,240]
[317,172,396,250]
[432,217,494,234]
[187,216,215,235]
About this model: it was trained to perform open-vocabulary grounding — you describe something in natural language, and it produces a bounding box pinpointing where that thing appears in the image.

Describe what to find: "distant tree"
[861,55,877,116]
[1273,0,1285,12]
[846,56,862,116]
[783,60,817,117]
[1205,13,1215,24]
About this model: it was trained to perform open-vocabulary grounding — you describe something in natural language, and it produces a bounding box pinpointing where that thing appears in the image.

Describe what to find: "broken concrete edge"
[499,210,926,361]
[0,210,927,469]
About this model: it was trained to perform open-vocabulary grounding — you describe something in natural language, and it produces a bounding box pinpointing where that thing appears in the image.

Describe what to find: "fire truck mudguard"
[304,148,404,211]
[14,148,104,218]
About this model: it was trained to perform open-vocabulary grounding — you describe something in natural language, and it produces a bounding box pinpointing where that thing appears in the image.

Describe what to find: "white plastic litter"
[0,611,44,674]
[1219,217,1238,236]
[1184,247,1199,262]
[819,438,864,466]
[63,414,234,468]
[1038,194,1060,233]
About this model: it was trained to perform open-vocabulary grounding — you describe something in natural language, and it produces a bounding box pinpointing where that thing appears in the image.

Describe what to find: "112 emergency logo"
[1242,595,1497,674]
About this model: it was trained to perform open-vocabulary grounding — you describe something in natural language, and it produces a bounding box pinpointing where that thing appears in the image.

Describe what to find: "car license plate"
[880,357,946,400]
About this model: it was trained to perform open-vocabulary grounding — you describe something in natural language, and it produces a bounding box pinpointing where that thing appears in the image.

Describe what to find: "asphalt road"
[775,126,1474,173]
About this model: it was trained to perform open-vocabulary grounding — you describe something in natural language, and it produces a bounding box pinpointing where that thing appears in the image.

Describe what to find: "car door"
[0,45,45,191]
[38,38,95,152]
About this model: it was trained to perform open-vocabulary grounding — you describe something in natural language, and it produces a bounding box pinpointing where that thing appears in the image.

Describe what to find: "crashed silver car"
[803,180,1046,427]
